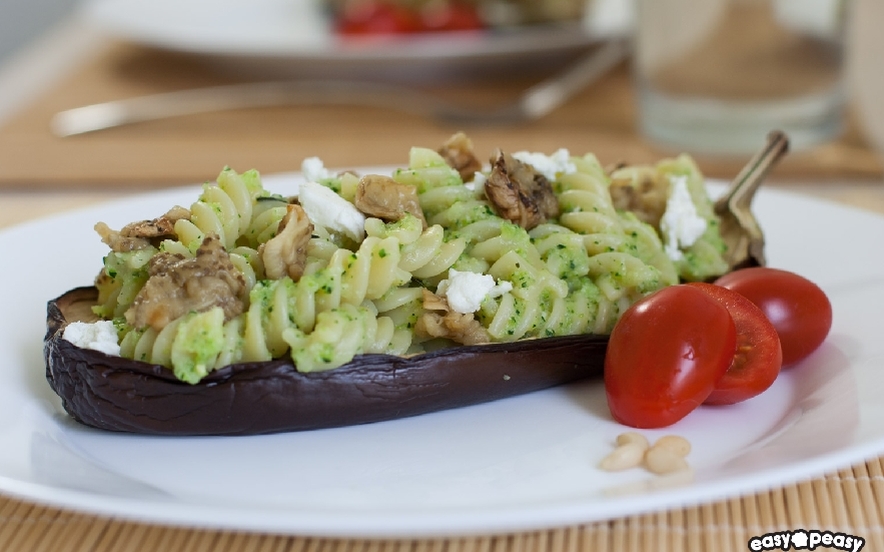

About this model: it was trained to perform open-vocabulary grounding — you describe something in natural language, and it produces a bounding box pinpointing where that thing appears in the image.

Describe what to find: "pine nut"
[599,442,646,471]
[615,431,650,451]
[644,444,690,475]
[653,435,691,457]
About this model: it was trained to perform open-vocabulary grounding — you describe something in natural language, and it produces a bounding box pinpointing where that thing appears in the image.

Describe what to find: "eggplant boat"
[44,133,734,436]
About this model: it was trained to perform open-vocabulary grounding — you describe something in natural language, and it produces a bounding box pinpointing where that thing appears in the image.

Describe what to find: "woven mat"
[2,457,882,551]
[0,41,881,190]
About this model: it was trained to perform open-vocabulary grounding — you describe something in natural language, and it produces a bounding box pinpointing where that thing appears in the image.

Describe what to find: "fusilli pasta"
[89,137,730,383]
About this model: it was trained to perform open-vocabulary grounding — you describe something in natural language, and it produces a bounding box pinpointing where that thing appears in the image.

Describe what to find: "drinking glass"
[634,0,848,155]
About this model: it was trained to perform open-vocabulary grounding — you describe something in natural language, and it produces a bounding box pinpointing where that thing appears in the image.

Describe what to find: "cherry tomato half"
[605,285,737,428]
[688,282,782,405]
[714,267,833,366]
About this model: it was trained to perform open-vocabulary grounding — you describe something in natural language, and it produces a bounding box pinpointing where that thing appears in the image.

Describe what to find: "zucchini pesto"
[64,133,729,384]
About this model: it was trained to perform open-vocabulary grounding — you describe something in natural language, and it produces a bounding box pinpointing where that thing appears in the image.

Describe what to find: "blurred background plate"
[78,0,628,80]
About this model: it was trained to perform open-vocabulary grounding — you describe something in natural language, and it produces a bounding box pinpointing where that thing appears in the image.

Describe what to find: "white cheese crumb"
[300,156,334,183]
[436,269,513,314]
[62,321,121,356]
[660,175,707,261]
[512,148,576,181]
[465,171,486,191]
[298,180,365,242]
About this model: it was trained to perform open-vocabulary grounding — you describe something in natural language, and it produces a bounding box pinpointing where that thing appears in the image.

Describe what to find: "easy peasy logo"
[748,530,865,551]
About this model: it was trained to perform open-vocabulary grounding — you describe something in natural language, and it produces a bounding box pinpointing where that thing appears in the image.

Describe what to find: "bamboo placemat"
[1,457,883,551]
[0,40,881,190]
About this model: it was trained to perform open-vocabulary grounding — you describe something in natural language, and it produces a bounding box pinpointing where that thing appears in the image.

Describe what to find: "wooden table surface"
[2,13,884,552]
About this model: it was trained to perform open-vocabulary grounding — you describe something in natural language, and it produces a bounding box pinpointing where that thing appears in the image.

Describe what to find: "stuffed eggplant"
[43,134,732,435]
[45,286,609,435]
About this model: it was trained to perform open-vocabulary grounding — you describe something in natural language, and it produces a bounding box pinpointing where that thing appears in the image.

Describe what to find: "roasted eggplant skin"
[45,287,608,436]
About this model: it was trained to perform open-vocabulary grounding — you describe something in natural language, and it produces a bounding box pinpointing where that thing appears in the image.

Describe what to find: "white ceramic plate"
[78,0,620,80]
[2,172,884,538]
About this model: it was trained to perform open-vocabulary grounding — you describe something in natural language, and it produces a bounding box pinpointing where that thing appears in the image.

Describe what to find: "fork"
[715,130,791,270]
[50,40,629,137]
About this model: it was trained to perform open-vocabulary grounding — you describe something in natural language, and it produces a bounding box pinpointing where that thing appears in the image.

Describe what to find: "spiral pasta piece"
[529,223,591,281]
[608,154,729,282]
[392,147,464,194]
[365,215,467,284]
[557,155,675,296]
[244,201,288,249]
[121,308,245,382]
[240,282,411,372]
[171,168,266,251]
[93,246,158,319]
[656,155,729,281]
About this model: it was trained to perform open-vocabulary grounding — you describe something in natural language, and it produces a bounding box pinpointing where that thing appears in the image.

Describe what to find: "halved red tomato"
[714,267,832,366]
[605,284,737,428]
[688,282,783,405]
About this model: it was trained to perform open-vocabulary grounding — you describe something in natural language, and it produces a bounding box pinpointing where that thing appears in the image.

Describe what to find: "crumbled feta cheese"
[298,180,365,242]
[63,321,120,356]
[466,171,486,191]
[660,175,707,261]
[512,148,576,181]
[436,269,513,314]
[301,156,334,183]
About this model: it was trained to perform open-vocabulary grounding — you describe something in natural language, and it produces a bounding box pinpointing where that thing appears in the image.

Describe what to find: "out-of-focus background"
[0,0,80,63]
[0,0,881,191]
